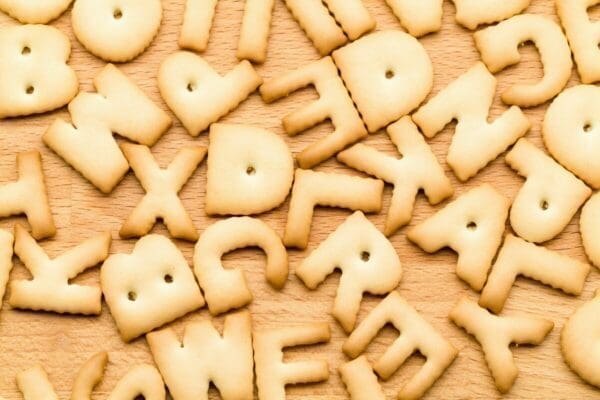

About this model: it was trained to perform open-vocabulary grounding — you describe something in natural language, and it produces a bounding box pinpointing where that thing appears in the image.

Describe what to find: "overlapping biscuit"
[412,62,530,181]
[581,193,600,270]
[0,25,78,118]
[72,0,162,62]
[101,234,205,341]
[205,124,294,216]
[296,211,402,332]
[0,230,13,312]
[506,139,591,243]
[119,144,206,241]
[0,0,73,23]
[332,30,433,133]
[159,51,262,137]
[194,217,288,315]
[254,323,330,400]
[449,297,553,393]
[284,169,384,249]
[408,184,510,291]
[44,64,172,194]
[260,57,367,168]
[479,234,591,314]
[343,292,457,400]
[147,311,254,400]
[339,356,385,400]
[474,14,572,107]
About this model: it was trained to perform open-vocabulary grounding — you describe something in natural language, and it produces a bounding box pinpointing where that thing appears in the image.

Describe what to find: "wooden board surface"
[1,0,599,399]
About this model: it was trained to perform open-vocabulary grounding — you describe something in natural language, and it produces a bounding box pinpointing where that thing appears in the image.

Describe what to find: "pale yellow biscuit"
[194,217,288,315]
[159,51,262,137]
[0,0,73,23]
[120,144,206,241]
[296,211,402,332]
[383,0,442,37]
[72,0,162,62]
[506,139,591,243]
[543,85,600,189]
[408,184,510,292]
[9,224,110,315]
[333,30,433,133]
[556,0,600,84]
[561,289,600,388]
[338,116,453,236]
[254,323,330,400]
[205,123,294,216]
[17,365,58,400]
[71,352,108,400]
[260,57,367,168]
[178,0,217,53]
[322,0,375,40]
[581,193,600,270]
[284,169,384,249]
[479,234,591,314]
[0,25,77,118]
[453,0,531,30]
[343,292,457,400]
[339,356,385,400]
[0,230,13,311]
[101,234,205,342]
[147,311,254,400]
[449,297,553,393]
[44,64,172,194]
[412,62,530,181]
[474,14,572,107]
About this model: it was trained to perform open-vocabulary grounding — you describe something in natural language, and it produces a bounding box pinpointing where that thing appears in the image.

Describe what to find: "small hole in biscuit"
[187,82,195,92]
[385,69,394,79]
[164,274,173,283]
[467,221,477,230]
[134,395,145,400]
[584,123,593,133]
[540,200,549,210]
[361,251,370,262]
[128,291,137,301]
[21,46,30,55]
[113,8,123,19]
[246,166,256,175]
[25,86,34,95]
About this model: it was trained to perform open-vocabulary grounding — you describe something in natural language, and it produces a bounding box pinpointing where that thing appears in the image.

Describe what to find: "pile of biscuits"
[0,0,598,399]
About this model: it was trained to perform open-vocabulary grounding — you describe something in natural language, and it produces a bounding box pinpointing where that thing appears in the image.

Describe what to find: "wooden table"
[0,0,598,398]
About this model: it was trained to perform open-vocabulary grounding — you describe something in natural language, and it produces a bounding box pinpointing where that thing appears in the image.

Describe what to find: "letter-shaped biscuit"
[383,0,442,37]
[119,144,206,241]
[343,292,457,400]
[453,0,531,30]
[44,64,172,194]
[408,185,510,291]
[339,356,385,400]
[72,0,162,62]
[194,217,288,315]
[412,62,530,181]
[260,57,367,168]
[101,235,205,341]
[284,169,384,249]
[205,124,294,216]
[296,211,402,332]
[543,85,600,189]
[159,52,262,137]
[474,14,572,107]
[449,297,553,393]
[333,30,433,133]
[506,139,591,243]
[581,193,600,270]
[0,230,13,311]
[338,116,453,236]
[479,234,591,314]
[0,25,78,118]
[254,323,330,400]
[147,311,254,400]
[556,0,600,84]
[561,289,600,388]
[0,0,73,23]
[9,224,110,315]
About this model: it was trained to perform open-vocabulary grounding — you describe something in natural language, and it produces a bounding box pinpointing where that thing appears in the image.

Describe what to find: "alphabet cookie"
[453,0,531,30]
[284,169,384,249]
[205,124,294,216]
[412,62,530,181]
[296,212,402,332]
[147,311,254,400]
[194,217,288,315]
[474,14,572,107]
[338,116,453,236]
[339,356,385,400]
[479,235,591,314]
[0,230,13,312]
[260,57,367,168]
[44,64,172,194]
[506,139,591,243]
[101,234,205,341]
[159,51,262,137]
[581,193,600,270]
[343,292,457,400]
[119,144,206,241]
[332,30,433,133]
[0,0,73,23]
[254,323,330,400]
[179,0,217,53]
[449,297,553,393]
[0,25,78,118]
[408,185,510,291]
[72,0,162,62]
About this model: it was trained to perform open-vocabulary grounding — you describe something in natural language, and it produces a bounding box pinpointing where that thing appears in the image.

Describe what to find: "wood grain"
[0,0,599,399]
